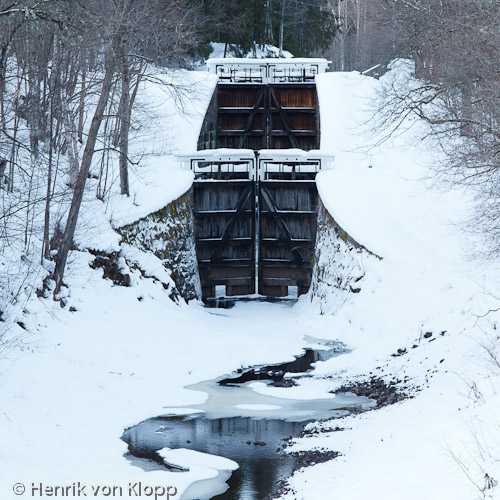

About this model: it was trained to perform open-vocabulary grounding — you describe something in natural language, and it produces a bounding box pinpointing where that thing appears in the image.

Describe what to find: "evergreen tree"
[198,0,337,57]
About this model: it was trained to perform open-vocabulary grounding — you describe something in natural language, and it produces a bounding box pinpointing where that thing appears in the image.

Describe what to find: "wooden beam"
[269,87,300,148]
[209,184,255,263]
[235,87,265,149]
[259,185,306,262]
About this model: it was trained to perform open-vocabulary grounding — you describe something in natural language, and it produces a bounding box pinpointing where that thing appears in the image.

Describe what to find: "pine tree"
[198,0,337,57]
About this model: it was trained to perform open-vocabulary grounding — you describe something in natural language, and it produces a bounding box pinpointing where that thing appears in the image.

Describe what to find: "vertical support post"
[266,86,271,149]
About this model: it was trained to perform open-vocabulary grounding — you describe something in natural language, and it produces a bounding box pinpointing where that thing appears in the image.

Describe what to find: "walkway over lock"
[206,58,329,84]
[182,57,332,300]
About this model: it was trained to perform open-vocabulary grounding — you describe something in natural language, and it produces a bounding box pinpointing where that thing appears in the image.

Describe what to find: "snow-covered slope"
[100,70,217,230]
[315,65,471,266]
[285,64,500,499]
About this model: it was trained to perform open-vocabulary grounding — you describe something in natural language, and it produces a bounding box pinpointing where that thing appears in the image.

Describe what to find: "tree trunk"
[8,109,19,192]
[42,100,54,263]
[128,62,146,125]
[460,83,473,138]
[77,53,87,143]
[0,43,8,133]
[63,104,80,188]
[42,33,59,262]
[0,158,7,182]
[279,0,286,57]
[119,45,130,197]
[0,22,23,132]
[53,43,118,296]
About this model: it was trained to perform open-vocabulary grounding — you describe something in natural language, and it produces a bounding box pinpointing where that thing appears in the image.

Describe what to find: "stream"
[122,335,374,499]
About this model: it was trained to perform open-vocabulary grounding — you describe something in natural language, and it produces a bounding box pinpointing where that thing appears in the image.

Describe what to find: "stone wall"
[307,201,379,314]
[118,189,202,302]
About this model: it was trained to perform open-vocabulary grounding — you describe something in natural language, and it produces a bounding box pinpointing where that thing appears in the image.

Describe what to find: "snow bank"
[247,379,336,400]
[104,70,217,229]
[284,64,500,500]
[159,448,238,500]
[160,447,238,472]
[316,70,470,267]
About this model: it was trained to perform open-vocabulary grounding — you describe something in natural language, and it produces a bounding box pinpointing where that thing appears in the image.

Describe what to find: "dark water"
[219,346,344,386]
[203,296,297,309]
[122,414,307,500]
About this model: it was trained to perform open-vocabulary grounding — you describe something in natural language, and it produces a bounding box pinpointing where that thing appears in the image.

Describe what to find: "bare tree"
[323,0,395,73]
[52,0,203,295]
[53,36,119,295]
[371,0,500,254]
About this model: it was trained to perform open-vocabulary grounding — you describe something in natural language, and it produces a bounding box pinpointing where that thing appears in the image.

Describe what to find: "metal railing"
[176,150,335,181]
[207,58,330,85]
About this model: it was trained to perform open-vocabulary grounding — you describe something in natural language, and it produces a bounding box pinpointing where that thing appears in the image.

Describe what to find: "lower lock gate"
[180,150,329,301]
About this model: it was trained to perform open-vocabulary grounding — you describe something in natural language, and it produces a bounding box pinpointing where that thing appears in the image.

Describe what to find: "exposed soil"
[262,450,340,500]
[263,376,412,499]
[290,449,340,468]
[334,376,409,409]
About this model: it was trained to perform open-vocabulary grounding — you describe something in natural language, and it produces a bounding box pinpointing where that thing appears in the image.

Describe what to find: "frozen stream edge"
[122,337,375,500]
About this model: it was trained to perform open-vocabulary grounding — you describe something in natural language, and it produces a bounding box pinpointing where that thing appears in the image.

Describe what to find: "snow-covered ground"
[98,69,217,229]
[0,254,324,498]
[285,63,500,499]
[2,60,500,500]
[205,42,293,61]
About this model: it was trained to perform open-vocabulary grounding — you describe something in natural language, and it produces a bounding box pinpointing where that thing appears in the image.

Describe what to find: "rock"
[89,250,131,287]
[386,393,396,404]
[270,378,297,388]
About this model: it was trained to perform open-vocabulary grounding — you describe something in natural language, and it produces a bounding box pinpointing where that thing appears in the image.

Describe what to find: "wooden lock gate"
[180,58,333,300]
[178,151,332,300]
